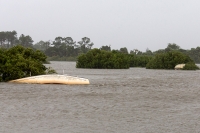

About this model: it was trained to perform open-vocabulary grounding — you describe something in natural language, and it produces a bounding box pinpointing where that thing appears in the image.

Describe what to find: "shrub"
[183,63,199,70]
[76,49,129,69]
[0,45,55,82]
[146,51,194,69]
[129,54,153,67]
[46,67,57,74]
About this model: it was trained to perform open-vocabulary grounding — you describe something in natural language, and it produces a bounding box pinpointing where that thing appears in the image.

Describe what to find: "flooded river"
[0,61,200,133]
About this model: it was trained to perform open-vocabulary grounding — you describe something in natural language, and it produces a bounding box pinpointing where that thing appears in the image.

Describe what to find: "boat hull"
[9,75,90,85]
[174,64,185,70]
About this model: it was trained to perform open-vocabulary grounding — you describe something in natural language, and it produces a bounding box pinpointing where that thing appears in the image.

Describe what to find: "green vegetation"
[129,54,153,67]
[146,51,199,70]
[1,30,200,70]
[1,30,199,83]
[0,45,52,82]
[44,37,94,60]
[154,43,200,63]
[183,63,199,70]
[45,67,57,74]
[76,49,129,69]
[0,31,33,48]
[187,47,200,63]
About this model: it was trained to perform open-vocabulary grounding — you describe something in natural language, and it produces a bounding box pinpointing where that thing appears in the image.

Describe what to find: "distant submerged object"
[9,74,90,85]
[174,64,185,70]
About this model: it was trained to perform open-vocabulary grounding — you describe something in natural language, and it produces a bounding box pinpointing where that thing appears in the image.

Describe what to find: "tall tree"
[53,36,63,48]
[0,32,6,47]
[33,40,51,51]
[100,45,111,51]
[119,47,128,54]
[8,30,18,47]
[166,43,180,50]
[0,31,18,48]
[19,34,33,47]
[78,37,94,53]
[63,37,76,46]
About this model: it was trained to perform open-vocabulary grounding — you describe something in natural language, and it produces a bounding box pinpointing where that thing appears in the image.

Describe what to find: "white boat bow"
[9,74,90,85]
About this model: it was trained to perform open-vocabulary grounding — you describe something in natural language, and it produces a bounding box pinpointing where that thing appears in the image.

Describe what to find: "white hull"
[9,75,90,85]
[174,64,185,70]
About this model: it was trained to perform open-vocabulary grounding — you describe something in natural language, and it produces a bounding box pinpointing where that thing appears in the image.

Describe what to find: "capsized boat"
[9,74,90,85]
[174,64,185,70]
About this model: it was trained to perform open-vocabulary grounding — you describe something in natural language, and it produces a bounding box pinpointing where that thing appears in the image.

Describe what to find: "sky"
[1,0,200,52]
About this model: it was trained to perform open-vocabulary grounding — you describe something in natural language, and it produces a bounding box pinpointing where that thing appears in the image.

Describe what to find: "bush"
[0,45,55,82]
[146,51,194,69]
[76,49,129,69]
[46,67,57,74]
[129,54,153,67]
[183,63,199,70]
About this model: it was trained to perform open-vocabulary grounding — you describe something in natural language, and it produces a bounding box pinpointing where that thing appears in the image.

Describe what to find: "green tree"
[100,45,111,51]
[64,37,78,56]
[119,47,128,54]
[7,30,18,47]
[46,36,80,58]
[0,45,48,82]
[130,49,141,55]
[78,37,94,53]
[33,40,51,51]
[146,51,198,70]
[53,36,63,48]
[0,48,6,81]
[187,47,200,63]
[19,34,34,47]
[166,43,180,50]
[0,32,6,48]
[76,49,129,69]
[129,54,153,67]
[45,47,58,57]
[143,48,153,56]
[0,31,18,48]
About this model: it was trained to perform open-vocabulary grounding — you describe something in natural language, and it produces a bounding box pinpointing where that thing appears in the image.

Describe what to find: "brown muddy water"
[0,61,200,133]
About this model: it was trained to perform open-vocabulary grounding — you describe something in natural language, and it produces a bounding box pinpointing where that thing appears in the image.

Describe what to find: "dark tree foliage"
[33,40,51,51]
[0,31,35,49]
[44,37,93,59]
[78,37,94,53]
[146,51,198,70]
[0,31,18,48]
[186,47,200,63]
[166,43,180,50]
[1,30,200,64]
[153,44,200,63]
[119,47,128,54]
[0,48,6,81]
[19,34,34,48]
[100,45,111,51]
[0,45,47,82]
[76,49,129,69]
[45,47,59,57]
[183,63,199,70]
[129,54,153,67]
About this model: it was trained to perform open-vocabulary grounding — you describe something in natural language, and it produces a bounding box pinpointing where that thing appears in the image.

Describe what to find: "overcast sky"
[1,0,200,52]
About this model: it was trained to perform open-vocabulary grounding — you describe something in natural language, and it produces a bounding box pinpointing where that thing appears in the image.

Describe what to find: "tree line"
[1,30,200,63]
[0,31,33,48]
[1,30,199,82]
[76,48,198,70]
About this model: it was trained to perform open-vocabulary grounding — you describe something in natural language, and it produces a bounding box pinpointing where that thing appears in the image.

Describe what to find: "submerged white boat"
[9,74,90,85]
[174,64,185,70]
